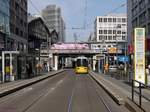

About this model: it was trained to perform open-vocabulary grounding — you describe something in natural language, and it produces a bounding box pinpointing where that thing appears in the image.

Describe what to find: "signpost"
[134,28,145,86]
[118,56,129,62]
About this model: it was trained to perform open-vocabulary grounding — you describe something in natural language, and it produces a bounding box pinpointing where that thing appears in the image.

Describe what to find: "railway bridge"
[40,43,103,71]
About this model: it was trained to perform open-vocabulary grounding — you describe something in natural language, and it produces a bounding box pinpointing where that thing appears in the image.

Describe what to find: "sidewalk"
[0,70,64,97]
[89,71,150,112]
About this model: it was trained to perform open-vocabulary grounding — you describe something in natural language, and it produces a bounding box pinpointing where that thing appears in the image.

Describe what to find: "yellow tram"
[75,56,88,74]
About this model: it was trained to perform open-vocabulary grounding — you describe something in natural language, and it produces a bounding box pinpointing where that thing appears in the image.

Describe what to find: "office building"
[127,0,150,65]
[42,5,65,43]
[0,0,10,50]
[9,0,28,52]
[95,14,127,51]
[95,14,127,65]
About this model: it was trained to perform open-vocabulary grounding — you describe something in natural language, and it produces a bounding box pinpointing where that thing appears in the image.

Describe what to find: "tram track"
[22,73,69,112]
[67,73,77,112]
[67,73,113,112]
[0,70,129,112]
[0,72,68,112]
[87,74,112,112]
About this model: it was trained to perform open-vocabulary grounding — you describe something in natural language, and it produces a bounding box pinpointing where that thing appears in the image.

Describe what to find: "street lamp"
[35,47,41,75]
[115,24,121,67]
[115,24,128,77]
[124,34,128,76]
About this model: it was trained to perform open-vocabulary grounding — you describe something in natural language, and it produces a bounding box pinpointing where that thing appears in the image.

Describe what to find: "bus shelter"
[2,51,19,83]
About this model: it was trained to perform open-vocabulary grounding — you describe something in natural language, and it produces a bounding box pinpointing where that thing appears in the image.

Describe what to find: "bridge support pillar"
[54,55,58,71]
[93,56,96,71]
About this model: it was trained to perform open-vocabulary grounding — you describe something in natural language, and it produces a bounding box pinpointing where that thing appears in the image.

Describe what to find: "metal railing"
[131,79,150,109]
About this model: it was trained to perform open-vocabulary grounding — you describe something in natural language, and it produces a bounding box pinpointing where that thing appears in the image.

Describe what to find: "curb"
[89,71,145,112]
[124,98,144,112]
[89,71,124,105]
[0,70,65,98]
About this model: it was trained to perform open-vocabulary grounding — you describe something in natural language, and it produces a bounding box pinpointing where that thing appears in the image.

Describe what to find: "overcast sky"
[28,0,126,42]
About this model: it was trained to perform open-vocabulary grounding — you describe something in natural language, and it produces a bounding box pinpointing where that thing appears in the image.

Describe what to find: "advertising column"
[134,28,145,86]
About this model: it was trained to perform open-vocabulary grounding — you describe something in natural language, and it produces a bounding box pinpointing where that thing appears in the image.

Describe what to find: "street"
[0,70,129,112]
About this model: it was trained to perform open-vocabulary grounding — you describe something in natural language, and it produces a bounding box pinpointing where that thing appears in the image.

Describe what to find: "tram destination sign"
[134,28,145,86]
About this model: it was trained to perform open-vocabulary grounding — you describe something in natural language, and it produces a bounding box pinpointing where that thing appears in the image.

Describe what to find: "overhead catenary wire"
[105,3,126,16]
[85,3,126,29]
[29,0,57,30]
[28,0,90,30]
[29,1,126,30]
[28,0,41,14]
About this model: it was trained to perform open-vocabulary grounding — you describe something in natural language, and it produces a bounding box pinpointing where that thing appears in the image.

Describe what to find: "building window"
[98,45,101,48]
[108,45,111,47]
[122,36,126,40]
[103,45,106,48]
[108,36,112,40]
[108,30,112,34]
[99,30,102,34]
[132,18,138,28]
[139,0,146,11]
[108,18,112,22]
[122,31,126,34]
[117,30,121,34]
[20,30,23,37]
[104,30,107,34]
[15,28,19,35]
[99,36,102,40]
[104,36,107,40]
[104,18,107,22]
[113,18,116,22]
[113,30,116,34]
[117,18,121,22]
[122,18,126,22]
[113,36,116,40]
[99,18,102,22]
[132,6,138,16]
[139,12,146,24]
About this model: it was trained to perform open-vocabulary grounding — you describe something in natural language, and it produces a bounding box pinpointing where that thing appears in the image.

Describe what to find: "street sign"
[134,28,145,86]
[118,56,129,62]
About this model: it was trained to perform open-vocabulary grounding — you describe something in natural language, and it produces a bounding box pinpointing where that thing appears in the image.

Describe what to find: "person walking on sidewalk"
[26,64,29,79]
[28,63,33,78]
[26,63,32,78]
[148,64,150,75]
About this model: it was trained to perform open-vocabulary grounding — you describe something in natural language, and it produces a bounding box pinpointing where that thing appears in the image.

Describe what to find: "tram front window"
[76,59,88,67]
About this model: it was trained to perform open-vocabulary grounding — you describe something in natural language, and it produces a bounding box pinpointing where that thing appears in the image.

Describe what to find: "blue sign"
[118,56,129,62]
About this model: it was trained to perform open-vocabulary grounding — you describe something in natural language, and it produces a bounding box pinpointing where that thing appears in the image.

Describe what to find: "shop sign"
[134,28,146,86]
[108,47,117,54]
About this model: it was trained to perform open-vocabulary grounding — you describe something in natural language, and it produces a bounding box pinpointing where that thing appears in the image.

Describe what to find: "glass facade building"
[0,0,10,50]
[0,0,10,34]
[127,0,150,65]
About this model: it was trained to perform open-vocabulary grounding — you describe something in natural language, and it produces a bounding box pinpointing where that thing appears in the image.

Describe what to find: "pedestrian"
[28,63,33,78]
[26,63,29,79]
[148,64,150,75]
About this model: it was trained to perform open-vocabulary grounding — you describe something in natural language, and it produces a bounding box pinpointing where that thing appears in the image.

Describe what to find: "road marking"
[21,87,33,94]
[67,88,75,112]
[67,76,77,112]
[43,79,64,98]
[56,79,63,85]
